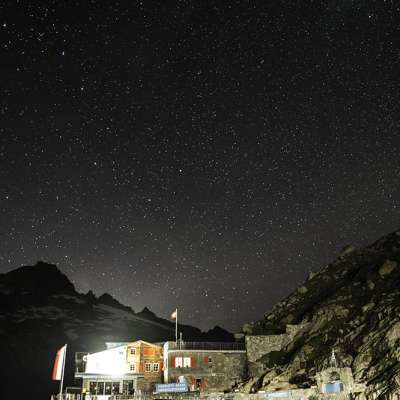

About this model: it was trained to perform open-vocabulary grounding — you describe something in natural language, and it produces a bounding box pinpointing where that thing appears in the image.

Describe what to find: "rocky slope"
[0,262,232,400]
[243,229,400,399]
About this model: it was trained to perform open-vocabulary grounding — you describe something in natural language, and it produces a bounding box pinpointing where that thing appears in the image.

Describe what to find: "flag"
[171,309,177,319]
[52,345,67,380]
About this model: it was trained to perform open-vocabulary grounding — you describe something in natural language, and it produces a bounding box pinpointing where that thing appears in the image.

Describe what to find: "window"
[174,357,183,368]
[123,380,134,396]
[90,382,104,395]
[153,363,159,372]
[105,383,112,396]
[122,381,135,396]
[174,357,192,368]
[111,382,120,395]
[145,363,151,372]
[89,381,95,394]
[129,364,135,371]
[130,348,136,355]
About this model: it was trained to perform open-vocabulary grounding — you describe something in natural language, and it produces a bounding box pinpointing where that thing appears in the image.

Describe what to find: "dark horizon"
[1,1,399,331]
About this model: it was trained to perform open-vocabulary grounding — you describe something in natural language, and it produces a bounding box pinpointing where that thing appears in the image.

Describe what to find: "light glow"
[85,346,127,375]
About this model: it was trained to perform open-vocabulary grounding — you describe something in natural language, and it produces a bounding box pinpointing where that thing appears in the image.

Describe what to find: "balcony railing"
[168,341,245,351]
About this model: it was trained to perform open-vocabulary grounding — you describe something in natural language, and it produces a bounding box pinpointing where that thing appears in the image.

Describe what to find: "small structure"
[163,340,247,392]
[315,349,357,399]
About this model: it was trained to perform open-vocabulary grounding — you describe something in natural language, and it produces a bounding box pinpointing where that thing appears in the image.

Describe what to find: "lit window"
[174,357,192,368]
[153,363,159,372]
[130,364,135,371]
[130,348,136,355]
[145,363,151,372]
[175,357,183,368]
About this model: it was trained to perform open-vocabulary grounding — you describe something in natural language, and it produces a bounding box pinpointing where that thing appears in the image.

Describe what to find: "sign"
[155,383,188,393]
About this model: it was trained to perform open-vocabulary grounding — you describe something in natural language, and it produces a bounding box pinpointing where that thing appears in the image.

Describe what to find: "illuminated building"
[75,340,163,396]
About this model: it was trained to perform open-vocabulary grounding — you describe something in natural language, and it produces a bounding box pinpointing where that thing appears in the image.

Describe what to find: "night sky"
[1,1,399,331]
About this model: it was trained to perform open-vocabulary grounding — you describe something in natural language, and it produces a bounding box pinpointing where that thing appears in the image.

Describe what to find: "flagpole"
[175,309,178,345]
[59,344,67,400]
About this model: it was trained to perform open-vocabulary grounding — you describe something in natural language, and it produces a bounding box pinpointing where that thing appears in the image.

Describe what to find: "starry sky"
[1,1,399,331]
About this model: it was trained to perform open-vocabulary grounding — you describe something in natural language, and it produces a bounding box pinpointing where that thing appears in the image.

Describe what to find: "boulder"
[367,280,375,290]
[281,313,295,324]
[385,321,400,346]
[242,323,254,334]
[378,259,397,277]
[362,302,375,313]
[307,271,317,281]
[339,245,356,258]
[298,286,308,294]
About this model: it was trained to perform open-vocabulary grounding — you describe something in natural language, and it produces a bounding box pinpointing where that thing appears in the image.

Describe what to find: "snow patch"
[53,294,85,304]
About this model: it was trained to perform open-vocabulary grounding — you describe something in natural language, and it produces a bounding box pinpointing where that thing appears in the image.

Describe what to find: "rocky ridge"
[242,229,400,399]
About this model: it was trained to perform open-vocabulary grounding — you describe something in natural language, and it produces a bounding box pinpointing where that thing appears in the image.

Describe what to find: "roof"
[105,342,129,349]
[105,340,163,350]
[127,340,163,348]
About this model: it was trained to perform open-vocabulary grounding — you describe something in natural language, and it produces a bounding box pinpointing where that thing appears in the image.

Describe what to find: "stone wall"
[166,350,247,393]
[199,386,359,400]
[200,388,317,400]
[245,334,290,377]
[245,323,310,364]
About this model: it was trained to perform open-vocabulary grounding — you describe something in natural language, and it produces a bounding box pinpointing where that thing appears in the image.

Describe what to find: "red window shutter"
[160,361,163,370]
[203,356,208,364]
[171,356,175,367]
[191,357,196,367]
[191,376,195,385]
[201,378,206,389]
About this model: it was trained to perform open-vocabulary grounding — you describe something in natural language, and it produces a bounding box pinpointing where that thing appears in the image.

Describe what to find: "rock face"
[244,229,400,400]
[0,262,233,400]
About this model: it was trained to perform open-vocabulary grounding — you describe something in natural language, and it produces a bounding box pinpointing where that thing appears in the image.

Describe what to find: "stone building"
[127,340,164,393]
[75,339,246,397]
[163,341,247,392]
